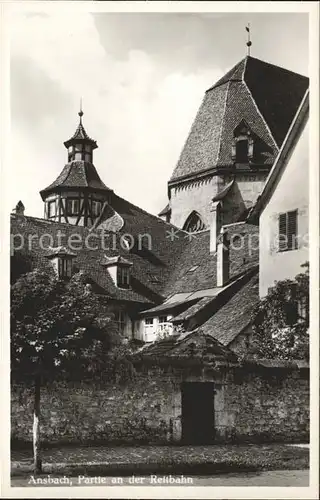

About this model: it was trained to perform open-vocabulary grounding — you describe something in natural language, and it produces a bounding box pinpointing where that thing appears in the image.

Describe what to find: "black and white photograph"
[1,2,319,498]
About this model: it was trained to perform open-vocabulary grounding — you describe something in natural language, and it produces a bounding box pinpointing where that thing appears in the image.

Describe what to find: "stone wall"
[11,364,309,446]
[217,366,309,442]
[11,368,182,446]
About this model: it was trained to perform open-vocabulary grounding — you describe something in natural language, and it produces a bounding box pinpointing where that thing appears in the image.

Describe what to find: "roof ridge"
[215,80,231,165]
[206,57,246,92]
[83,162,90,187]
[63,162,75,185]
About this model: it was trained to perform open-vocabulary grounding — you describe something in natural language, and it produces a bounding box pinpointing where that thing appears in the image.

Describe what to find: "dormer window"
[45,246,77,280]
[101,255,133,289]
[117,266,130,289]
[236,139,249,163]
[58,258,73,279]
[232,120,254,163]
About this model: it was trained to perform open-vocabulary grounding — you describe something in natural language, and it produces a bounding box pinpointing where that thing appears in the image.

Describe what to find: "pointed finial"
[78,97,83,121]
[246,23,252,56]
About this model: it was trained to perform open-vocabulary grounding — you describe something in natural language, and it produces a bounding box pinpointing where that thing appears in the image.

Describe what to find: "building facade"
[11,54,311,447]
[11,55,309,347]
[249,90,309,297]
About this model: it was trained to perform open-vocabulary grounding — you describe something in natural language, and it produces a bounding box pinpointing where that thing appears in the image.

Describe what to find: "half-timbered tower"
[40,109,112,227]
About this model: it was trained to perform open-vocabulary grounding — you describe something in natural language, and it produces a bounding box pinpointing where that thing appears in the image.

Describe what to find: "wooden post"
[33,375,42,474]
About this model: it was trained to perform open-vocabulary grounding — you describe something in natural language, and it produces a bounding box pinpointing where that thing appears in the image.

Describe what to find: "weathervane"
[246,24,252,56]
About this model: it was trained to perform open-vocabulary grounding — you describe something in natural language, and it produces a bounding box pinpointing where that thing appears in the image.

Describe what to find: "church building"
[11,55,308,352]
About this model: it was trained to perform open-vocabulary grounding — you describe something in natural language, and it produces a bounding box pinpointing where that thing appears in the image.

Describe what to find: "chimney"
[217,226,230,287]
[210,201,221,253]
[12,201,25,216]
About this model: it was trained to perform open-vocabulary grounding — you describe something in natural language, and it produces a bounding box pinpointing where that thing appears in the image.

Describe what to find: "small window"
[236,139,249,163]
[58,258,72,279]
[278,210,298,252]
[145,318,154,325]
[148,273,161,283]
[85,144,91,152]
[92,200,101,217]
[75,144,83,152]
[187,265,199,273]
[84,153,91,162]
[114,310,126,333]
[66,199,80,216]
[48,200,56,218]
[298,296,308,320]
[159,316,168,324]
[117,266,130,289]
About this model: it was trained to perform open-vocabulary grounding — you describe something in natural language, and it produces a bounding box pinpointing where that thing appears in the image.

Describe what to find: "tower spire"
[79,97,83,123]
[246,24,252,56]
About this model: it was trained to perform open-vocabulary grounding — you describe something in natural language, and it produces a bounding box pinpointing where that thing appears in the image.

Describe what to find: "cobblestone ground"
[10,470,309,487]
[11,443,309,471]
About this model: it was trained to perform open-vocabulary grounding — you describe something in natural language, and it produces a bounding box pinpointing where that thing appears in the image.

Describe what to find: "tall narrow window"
[278,210,298,252]
[117,266,130,289]
[48,200,56,218]
[236,139,249,163]
[58,258,72,279]
[114,310,126,333]
[92,201,101,217]
[66,199,80,216]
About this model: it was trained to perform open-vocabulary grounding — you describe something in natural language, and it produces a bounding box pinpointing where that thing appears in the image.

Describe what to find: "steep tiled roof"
[64,116,98,149]
[170,56,308,183]
[162,222,259,297]
[201,271,259,346]
[40,161,112,198]
[11,193,189,304]
[92,203,124,232]
[244,57,309,146]
[171,296,214,322]
[158,203,171,217]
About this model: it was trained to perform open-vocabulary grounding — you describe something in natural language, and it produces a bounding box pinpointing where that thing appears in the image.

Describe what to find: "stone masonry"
[11,364,309,446]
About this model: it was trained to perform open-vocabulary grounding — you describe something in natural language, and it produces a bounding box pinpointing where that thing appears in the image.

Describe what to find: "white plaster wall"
[170,173,268,229]
[259,122,309,297]
[236,175,267,207]
[133,316,174,342]
[170,176,221,228]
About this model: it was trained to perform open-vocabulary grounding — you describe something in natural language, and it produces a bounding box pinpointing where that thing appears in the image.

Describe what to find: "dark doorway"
[181,382,215,445]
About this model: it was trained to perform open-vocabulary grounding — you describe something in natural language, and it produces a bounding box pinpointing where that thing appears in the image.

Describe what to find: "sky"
[9,11,309,218]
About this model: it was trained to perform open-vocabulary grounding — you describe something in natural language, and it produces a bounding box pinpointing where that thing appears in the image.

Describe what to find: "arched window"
[183,211,206,233]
